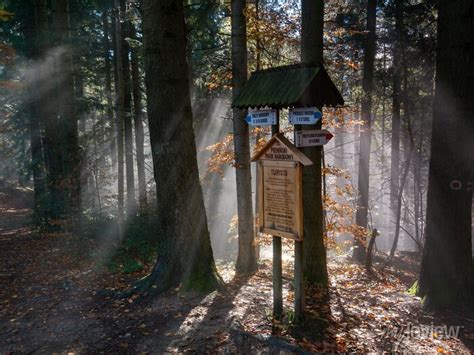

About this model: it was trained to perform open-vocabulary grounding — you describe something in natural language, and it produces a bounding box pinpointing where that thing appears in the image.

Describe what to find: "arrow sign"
[289,107,322,125]
[245,109,277,126]
[295,130,334,147]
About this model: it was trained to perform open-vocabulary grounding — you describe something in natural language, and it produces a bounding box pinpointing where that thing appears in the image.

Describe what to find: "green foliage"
[83,211,159,274]
[185,0,229,92]
[111,214,158,273]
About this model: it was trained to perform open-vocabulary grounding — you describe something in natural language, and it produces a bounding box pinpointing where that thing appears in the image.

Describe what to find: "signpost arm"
[272,110,283,320]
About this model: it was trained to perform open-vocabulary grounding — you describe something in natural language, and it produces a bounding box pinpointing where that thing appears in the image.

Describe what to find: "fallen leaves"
[0,187,472,353]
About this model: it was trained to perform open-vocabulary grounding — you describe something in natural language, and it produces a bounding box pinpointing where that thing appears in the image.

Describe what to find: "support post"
[272,111,283,320]
[294,126,305,320]
[294,239,304,319]
[273,236,283,319]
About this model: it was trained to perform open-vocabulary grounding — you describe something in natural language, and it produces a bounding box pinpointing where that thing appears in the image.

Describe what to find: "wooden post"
[273,236,283,319]
[294,128,305,320]
[272,111,283,320]
[294,125,305,320]
[294,240,304,319]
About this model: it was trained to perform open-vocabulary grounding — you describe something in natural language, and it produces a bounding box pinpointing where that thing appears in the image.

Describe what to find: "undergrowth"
[82,210,159,274]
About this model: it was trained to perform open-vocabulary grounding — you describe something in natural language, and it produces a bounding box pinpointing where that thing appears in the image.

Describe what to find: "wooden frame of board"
[257,160,304,241]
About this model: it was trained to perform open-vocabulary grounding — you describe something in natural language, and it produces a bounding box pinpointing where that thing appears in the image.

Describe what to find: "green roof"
[232,64,344,109]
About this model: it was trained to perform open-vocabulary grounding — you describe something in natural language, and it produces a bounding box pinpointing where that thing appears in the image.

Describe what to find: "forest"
[0,0,473,352]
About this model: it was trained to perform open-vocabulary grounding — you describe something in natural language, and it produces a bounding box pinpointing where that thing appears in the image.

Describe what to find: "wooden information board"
[252,133,312,241]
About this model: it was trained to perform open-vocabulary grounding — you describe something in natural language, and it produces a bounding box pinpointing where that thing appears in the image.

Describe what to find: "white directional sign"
[288,107,322,125]
[245,109,277,126]
[295,129,334,147]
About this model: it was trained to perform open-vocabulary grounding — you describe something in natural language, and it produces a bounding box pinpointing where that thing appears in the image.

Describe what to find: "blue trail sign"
[288,107,322,125]
[245,109,277,126]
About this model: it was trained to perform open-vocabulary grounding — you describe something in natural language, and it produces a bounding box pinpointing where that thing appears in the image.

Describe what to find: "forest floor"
[0,186,473,353]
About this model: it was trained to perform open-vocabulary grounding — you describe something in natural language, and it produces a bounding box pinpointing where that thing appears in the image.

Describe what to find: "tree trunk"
[102,11,117,170]
[300,0,328,286]
[51,0,81,221]
[390,149,412,257]
[391,59,411,255]
[413,100,425,249]
[112,2,125,227]
[353,0,376,262]
[418,0,473,309]
[365,229,378,272]
[25,0,48,221]
[29,103,46,220]
[231,0,257,274]
[390,0,402,217]
[141,0,220,293]
[120,1,136,214]
[41,2,65,220]
[130,24,148,210]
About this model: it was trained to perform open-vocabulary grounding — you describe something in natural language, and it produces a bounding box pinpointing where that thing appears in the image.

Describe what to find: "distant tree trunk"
[29,105,46,220]
[353,102,360,186]
[75,70,85,136]
[70,0,85,136]
[120,0,136,214]
[353,0,376,262]
[390,0,402,217]
[365,229,378,272]
[113,1,125,227]
[51,0,81,220]
[141,0,220,293]
[102,11,117,170]
[391,60,411,256]
[130,25,147,210]
[390,150,412,257]
[300,0,328,286]
[418,0,473,309]
[334,117,345,188]
[413,100,426,248]
[231,0,257,274]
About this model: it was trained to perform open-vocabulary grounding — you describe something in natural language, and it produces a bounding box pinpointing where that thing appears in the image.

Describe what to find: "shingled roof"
[232,63,344,109]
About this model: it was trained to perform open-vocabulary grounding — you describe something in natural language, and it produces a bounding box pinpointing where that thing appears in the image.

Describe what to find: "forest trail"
[0,187,472,353]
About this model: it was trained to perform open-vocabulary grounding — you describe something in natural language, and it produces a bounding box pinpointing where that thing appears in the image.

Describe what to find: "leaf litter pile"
[0,187,472,353]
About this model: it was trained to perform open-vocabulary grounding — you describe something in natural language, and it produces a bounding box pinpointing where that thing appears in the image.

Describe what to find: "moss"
[407,280,419,295]
[181,268,222,293]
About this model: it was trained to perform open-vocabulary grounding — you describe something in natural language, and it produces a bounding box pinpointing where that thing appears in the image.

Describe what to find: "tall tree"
[130,24,147,210]
[102,10,117,169]
[51,0,81,220]
[24,0,48,221]
[141,0,220,292]
[300,0,328,286]
[232,0,257,274]
[353,0,376,262]
[113,0,125,227]
[418,0,473,309]
[120,0,136,214]
[390,0,402,222]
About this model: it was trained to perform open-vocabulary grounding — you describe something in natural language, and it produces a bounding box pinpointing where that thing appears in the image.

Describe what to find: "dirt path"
[0,187,472,353]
